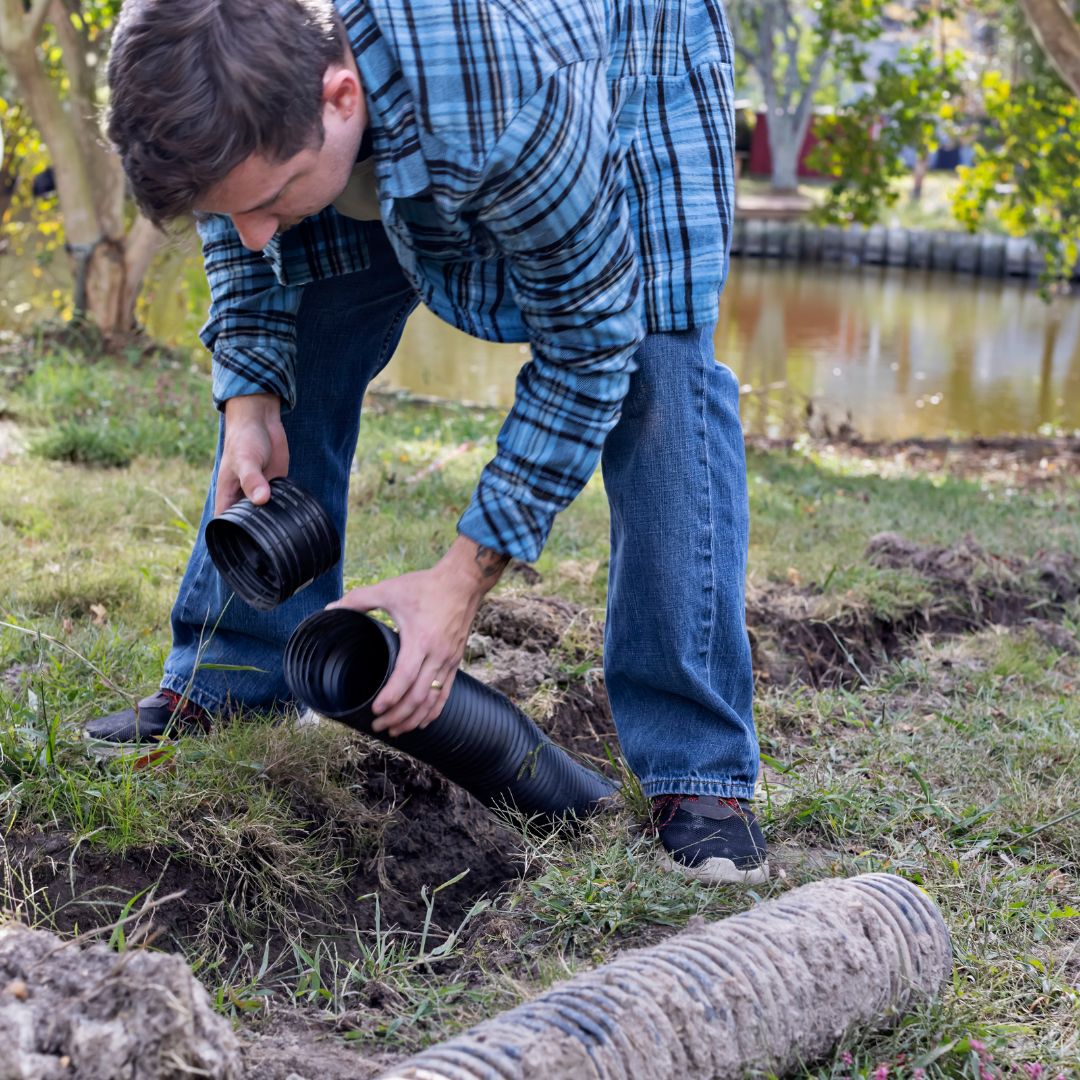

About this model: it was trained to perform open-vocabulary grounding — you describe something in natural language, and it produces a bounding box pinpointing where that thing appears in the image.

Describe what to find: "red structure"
[747,111,828,180]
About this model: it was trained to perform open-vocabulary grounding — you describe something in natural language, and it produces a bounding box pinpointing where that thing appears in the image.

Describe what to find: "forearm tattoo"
[474,544,511,579]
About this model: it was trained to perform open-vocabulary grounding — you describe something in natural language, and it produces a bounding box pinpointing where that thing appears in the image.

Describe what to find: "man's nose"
[231,213,276,252]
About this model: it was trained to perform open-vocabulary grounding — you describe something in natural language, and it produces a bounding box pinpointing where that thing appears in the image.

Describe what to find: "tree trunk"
[910,155,929,203]
[1019,0,1080,97]
[768,110,812,192]
[121,215,168,330]
[0,0,160,340]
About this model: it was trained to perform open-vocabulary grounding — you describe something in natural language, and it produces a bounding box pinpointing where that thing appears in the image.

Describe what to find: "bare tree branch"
[1019,0,1080,97]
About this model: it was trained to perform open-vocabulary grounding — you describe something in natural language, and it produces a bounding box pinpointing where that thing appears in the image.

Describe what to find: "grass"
[0,342,1078,1076]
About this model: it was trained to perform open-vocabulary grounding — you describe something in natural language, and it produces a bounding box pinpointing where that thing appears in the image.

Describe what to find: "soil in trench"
[2,439,1078,1076]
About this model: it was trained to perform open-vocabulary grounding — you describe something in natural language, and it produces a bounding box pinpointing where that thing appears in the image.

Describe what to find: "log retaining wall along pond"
[730,219,1074,281]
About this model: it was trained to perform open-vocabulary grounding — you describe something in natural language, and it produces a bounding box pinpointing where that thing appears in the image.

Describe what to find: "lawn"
[0,340,1077,1078]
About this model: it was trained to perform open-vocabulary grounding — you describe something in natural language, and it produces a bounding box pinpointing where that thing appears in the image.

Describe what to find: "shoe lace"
[158,689,209,730]
[649,795,744,832]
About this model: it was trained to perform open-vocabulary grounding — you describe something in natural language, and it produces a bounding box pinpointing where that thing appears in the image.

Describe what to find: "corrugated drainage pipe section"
[283,609,617,819]
[376,873,951,1080]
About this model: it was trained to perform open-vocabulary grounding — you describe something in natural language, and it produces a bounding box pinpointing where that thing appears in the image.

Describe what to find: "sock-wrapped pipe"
[375,873,952,1080]
[283,608,618,819]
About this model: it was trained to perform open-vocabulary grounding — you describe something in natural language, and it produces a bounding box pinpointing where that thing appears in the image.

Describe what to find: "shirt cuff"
[212,347,298,412]
[457,473,559,563]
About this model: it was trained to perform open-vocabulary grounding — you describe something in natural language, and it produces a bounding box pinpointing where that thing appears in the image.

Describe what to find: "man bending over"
[96,0,767,884]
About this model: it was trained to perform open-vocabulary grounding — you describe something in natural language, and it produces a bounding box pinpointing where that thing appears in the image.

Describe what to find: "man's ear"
[322,66,361,120]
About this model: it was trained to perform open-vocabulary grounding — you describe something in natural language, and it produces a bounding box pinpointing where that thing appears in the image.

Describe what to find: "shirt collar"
[335,0,430,199]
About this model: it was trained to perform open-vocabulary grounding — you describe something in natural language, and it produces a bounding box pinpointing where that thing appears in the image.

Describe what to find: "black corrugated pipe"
[283,608,618,819]
[205,477,340,611]
[203,478,617,819]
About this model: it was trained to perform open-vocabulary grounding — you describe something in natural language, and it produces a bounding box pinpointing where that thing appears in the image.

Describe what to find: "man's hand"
[329,536,510,737]
[215,393,289,517]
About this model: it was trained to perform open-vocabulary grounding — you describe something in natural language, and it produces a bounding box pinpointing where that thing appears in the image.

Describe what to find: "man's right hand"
[216,393,289,516]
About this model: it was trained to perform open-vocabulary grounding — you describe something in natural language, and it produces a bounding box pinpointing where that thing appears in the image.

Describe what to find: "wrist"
[224,392,281,424]
[441,534,511,596]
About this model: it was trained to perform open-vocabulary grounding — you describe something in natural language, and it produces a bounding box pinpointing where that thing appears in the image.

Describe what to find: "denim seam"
[698,327,717,685]
[641,777,758,800]
[375,294,419,376]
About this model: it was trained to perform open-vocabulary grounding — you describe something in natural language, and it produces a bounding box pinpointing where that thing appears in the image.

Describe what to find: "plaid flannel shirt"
[199,0,736,562]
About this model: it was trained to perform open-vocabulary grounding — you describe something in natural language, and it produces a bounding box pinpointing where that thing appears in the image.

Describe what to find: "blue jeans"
[164,223,758,800]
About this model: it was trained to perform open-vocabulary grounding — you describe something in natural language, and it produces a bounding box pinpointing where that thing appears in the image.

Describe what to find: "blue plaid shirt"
[199,0,736,561]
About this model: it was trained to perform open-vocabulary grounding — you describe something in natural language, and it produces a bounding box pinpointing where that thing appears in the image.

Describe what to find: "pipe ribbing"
[375,874,951,1080]
[283,609,618,819]
[205,477,340,611]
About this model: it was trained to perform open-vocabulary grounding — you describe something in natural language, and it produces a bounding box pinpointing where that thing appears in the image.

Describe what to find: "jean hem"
[640,778,758,801]
[160,673,231,716]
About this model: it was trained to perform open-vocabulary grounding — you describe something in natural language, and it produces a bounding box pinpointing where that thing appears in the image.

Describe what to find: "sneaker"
[83,690,211,745]
[651,795,769,885]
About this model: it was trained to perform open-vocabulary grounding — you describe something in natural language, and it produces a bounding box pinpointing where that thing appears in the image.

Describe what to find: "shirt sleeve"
[196,214,305,411]
[456,60,646,563]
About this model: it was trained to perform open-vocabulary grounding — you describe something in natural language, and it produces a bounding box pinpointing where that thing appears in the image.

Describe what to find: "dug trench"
[1,529,1078,1077]
[7,533,1077,937]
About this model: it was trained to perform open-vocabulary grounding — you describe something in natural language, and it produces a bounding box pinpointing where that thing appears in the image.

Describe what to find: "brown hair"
[107,0,348,227]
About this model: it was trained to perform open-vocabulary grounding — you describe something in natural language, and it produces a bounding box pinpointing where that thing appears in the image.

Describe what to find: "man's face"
[196,61,366,251]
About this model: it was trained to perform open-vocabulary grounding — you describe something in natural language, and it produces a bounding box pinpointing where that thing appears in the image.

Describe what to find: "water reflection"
[3,244,1078,439]
[386,260,1080,438]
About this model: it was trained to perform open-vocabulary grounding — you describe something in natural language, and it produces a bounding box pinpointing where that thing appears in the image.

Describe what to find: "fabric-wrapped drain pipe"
[374,873,952,1080]
[283,607,618,819]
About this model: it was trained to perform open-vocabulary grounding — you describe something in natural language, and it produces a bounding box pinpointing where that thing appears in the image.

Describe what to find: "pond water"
[387,260,1080,439]
[3,242,1078,440]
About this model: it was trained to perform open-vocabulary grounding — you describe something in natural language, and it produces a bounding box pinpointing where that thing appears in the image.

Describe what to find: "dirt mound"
[472,593,585,652]
[5,749,519,959]
[468,593,616,766]
[867,532,1079,619]
[0,922,241,1079]
[749,534,1080,687]
[746,434,1080,487]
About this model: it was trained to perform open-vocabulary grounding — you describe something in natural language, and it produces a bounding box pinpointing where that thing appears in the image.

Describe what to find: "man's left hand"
[328,536,510,738]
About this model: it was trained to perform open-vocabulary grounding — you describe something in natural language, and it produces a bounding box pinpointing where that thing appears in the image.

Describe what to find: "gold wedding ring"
[430,679,444,691]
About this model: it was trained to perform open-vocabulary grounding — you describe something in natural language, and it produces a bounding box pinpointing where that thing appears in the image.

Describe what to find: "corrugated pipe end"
[205,477,340,611]
[376,873,951,1080]
[283,608,618,820]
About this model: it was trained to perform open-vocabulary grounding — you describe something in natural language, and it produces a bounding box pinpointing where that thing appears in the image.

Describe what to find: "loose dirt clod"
[0,921,242,1080]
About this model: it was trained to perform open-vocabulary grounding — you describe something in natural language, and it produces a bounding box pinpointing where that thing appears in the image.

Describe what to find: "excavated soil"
[3,753,521,954]
[0,922,243,1079]
[746,433,1080,486]
[749,533,1079,687]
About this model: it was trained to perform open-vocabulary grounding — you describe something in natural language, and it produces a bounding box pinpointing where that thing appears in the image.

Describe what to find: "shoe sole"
[661,853,770,886]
